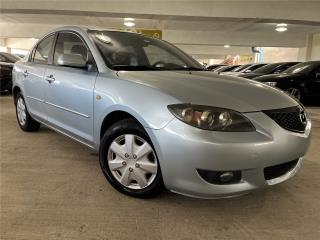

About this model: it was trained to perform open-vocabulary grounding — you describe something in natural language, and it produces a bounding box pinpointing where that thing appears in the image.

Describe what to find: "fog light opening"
[197,169,242,185]
[219,171,235,183]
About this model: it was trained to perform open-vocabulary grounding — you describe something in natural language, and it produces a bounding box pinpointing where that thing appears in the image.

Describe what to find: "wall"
[261,47,299,63]
[6,38,37,50]
[298,33,320,61]
[310,33,320,60]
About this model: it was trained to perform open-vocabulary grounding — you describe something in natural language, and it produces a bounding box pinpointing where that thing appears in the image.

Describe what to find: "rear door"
[22,34,55,122]
[44,31,98,146]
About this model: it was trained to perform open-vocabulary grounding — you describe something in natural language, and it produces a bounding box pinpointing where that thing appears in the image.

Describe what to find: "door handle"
[45,74,55,84]
[23,70,28,77]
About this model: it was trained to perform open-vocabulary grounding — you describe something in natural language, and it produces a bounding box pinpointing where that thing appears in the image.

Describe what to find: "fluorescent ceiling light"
[124,18,135,27]
[275,23,288,32]
[224,45,230,48]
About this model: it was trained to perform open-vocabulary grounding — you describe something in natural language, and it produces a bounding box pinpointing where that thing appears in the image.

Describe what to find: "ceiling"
[1,0,320,58]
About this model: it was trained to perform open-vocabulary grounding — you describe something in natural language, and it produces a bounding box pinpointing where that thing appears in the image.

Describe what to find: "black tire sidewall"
[286,86,305,103]
[15,92,40,131]
[15,93,29,131]
[99,119,164,198]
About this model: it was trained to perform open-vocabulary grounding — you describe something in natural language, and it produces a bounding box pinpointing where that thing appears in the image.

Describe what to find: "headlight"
[264,82,277,87]
[167,104,255,132]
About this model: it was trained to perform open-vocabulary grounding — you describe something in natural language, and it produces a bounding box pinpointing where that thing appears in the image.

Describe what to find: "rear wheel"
[15,92,40,131]
[99,118,164,198]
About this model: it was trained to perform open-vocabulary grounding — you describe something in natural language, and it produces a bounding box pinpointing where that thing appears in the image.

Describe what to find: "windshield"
[253,63,280,73]
[231,64,251,72]
[89,30,204,71]
[283,62,316,74]
[0,52,21,63]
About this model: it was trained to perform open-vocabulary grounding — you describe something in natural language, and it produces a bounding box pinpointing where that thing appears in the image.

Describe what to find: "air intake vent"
[263,106,307,133]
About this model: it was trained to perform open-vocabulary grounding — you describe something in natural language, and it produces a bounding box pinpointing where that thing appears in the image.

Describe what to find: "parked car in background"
[222,63,266,76]
[12,26,311,199]
[0,52,21,92]
[254,61,320,103]
[206,64,226,71]
[238,62,300,79]
[213,65,240,73]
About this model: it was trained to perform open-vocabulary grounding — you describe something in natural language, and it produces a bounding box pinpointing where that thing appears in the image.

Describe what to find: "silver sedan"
[12,26,311,198]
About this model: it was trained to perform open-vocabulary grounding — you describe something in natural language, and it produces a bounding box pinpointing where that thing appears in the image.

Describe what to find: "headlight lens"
[168,104,255,131]
[264,82,277,87]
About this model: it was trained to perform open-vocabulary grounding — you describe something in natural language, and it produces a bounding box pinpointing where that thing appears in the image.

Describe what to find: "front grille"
[264,159,298,180]
[263,106,307,133]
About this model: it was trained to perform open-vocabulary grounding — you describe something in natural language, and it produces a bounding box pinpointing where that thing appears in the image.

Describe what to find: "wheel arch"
[99,110,145,140]
[13,86,22,103]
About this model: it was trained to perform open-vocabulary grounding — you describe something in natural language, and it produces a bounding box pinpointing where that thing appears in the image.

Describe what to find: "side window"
[314,66,320,79]
[273,65,288,74]
[33,34,55,64]
[53,32,89,67]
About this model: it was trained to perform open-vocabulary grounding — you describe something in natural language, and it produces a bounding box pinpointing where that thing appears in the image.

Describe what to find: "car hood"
[117,71,298,112]
[253,73,301,82]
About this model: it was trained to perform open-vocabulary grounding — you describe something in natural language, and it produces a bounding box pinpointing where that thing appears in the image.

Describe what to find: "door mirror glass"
[56,54,87,68]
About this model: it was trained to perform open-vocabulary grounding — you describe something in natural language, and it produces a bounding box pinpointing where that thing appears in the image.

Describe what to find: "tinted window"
[33,34,55,64]
[0,53,20,63]
[53,32,89,66]
[231,64,251,72]
[253,63,280,73]
[90,30,203,71]
[243,64,265,72]
[283,62,320,74]
[0,54,7,62]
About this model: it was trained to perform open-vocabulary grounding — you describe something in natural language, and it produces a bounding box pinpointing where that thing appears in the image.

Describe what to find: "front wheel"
[15,92,40,132]
[99,118,164,198]
[285,87,304,103]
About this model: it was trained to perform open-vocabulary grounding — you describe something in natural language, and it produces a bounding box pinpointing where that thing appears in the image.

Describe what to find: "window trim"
[52,30,98,72]
[29,33,56,65]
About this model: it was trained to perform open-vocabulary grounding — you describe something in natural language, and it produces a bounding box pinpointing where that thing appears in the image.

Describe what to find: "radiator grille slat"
[263,106,307,133]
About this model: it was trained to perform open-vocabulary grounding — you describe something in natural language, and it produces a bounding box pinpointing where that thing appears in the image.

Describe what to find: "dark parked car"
[213,65,240,73]
[0,52,21,92]
[206,64,226,71]
[254,61,320,103]
[238,62,300,79]
[222,63,266,76]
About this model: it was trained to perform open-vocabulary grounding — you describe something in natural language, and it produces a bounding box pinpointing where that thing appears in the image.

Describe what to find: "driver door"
[44,32,98,146]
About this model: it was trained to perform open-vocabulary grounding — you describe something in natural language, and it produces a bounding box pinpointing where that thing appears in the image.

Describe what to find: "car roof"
[47,26,142,36]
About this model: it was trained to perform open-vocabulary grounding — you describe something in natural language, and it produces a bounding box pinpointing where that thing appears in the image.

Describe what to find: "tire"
[99,118,164,198]
[15,92,40,132]
[285,86,305,103]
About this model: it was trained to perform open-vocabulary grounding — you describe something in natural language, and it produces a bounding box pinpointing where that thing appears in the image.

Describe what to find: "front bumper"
[147,111,311,199]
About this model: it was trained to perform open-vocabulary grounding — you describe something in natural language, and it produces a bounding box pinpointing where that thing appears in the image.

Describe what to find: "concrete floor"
[1,94,320,240]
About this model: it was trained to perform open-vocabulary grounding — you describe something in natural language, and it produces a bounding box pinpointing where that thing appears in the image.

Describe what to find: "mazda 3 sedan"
[12,26,311,198]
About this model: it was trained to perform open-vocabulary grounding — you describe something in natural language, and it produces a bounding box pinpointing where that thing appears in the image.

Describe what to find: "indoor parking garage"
[0,1,320,240]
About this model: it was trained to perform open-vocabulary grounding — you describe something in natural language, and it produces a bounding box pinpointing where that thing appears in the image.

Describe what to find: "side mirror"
[57,54,87,68]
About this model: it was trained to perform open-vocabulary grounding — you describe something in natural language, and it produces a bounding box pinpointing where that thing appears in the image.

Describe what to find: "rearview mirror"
[57,54,87,68]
